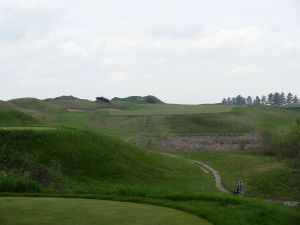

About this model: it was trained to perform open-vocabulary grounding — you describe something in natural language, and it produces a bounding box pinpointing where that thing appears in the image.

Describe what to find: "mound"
[45,95,81,101]
[0,128,211,193]
[8,98,61,112]
[112,95,164,104]
[46,96,119,110]
[0,100,16,109]
[0,109,41,127]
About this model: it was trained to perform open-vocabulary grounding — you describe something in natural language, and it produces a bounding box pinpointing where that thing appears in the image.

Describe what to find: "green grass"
[0,194,299,225]
[174,151,300,201]
[0,197,211,225]
[8,98,61,112]
[0,110,41,127]
[0,128,215,194]
[100,104,234,115]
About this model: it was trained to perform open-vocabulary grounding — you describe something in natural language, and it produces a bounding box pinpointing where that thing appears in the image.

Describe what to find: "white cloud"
[97,26,260,53]
[62,42,89,59]
[227,66,259,76]
[195,26,260,49]
[108,72,127,82]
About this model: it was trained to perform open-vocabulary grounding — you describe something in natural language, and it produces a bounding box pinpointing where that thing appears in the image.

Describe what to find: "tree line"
[221,92,299,106]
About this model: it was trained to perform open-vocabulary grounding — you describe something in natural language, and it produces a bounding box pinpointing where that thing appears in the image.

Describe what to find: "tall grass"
[262,118,300,168]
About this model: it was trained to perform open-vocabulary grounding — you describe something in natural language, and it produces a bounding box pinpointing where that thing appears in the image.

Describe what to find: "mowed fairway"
[0,197,211,225]
[100,104,234,115]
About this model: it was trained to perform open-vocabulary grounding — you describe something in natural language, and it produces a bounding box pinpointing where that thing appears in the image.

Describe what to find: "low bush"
[262,118,300,168]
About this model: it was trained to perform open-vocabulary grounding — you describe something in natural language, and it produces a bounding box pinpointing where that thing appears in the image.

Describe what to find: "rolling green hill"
[111,95,164,105]
[0,110,41,127]
[8,98,61,112]
[0,128,214,194]
[0,101,16,109]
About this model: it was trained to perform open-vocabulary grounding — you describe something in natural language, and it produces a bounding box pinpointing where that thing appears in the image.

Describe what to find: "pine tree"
[267,93,274,105]
[246,96,253,105]
[231,97,236,105]
[293,95,299,104]
[261,95,267,105]
[221,98,227,104]
[286,92,293,104]
[273,92,281,106]
[235,95,246,105]
[253,96,261,105]
[279,92,286,106]
[227,97,231,104]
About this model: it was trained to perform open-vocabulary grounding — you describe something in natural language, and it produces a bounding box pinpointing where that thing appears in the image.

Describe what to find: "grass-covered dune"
[0,128,214,194]
[8,98,62,112]
[0,110,41,127]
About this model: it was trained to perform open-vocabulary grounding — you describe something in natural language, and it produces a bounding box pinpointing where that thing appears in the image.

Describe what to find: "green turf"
[0,128,215,194]
[100,104,234,115]
[0,110,41,127]
[8,98,61,112]
[174,151,300,201]
[0,197,211,225]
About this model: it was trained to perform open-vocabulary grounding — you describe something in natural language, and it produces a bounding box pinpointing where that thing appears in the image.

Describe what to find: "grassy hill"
[0,110,41,127]
[0,101,16,109]
[0,128,214,194]
[111,95,164,106]
[8,98,61,112]
[1,107,300,225]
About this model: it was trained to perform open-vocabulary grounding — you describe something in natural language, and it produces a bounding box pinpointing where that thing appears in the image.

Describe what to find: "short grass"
[8,98,61,112]
[174,150,300,201]
[0,197,211,225]
[0,110,41,127]
[0,194,299,225]
[100,104,235,115]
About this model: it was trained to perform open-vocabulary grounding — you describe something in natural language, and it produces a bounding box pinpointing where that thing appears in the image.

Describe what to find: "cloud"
[97,26,260,53]
[108,72,127,82]
[227,65,259,76]
[62,42,89,59]
[18,77,59,86]
[195,26,260,49]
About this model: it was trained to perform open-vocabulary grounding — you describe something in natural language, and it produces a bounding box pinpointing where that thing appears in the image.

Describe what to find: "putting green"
[0,197,212,225]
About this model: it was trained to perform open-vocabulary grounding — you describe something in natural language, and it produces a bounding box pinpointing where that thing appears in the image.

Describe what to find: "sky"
[0,0,300,104]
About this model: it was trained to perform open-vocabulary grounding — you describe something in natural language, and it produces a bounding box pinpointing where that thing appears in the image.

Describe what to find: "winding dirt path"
[123,118,230,194]
[158,152,231,194]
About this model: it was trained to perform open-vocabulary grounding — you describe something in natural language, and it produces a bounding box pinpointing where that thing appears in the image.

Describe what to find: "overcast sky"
[1,0,300,103]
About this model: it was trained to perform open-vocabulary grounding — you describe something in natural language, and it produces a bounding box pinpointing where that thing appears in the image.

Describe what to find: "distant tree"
[231,97,236,105]
[227,97,231,104]
[96,96,110,103]
[293,95,299,104]
[246,96,253,105]
[279,92,286,106]
[221,98,227,104]
[261,95,267,105]
[273,92,281,106]
[253,96,261,105]
[235,95,246,105]
[286,92,294,104]
[267,93,274,105]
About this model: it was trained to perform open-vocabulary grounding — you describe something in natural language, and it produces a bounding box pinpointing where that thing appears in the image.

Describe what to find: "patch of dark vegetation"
[0,144,65,189]
[111,95,164,104]
[96,96,110,103]
[0,173,41,192]
[262,118,300,168]
[45,95,81,101]
[154,134,261,151]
